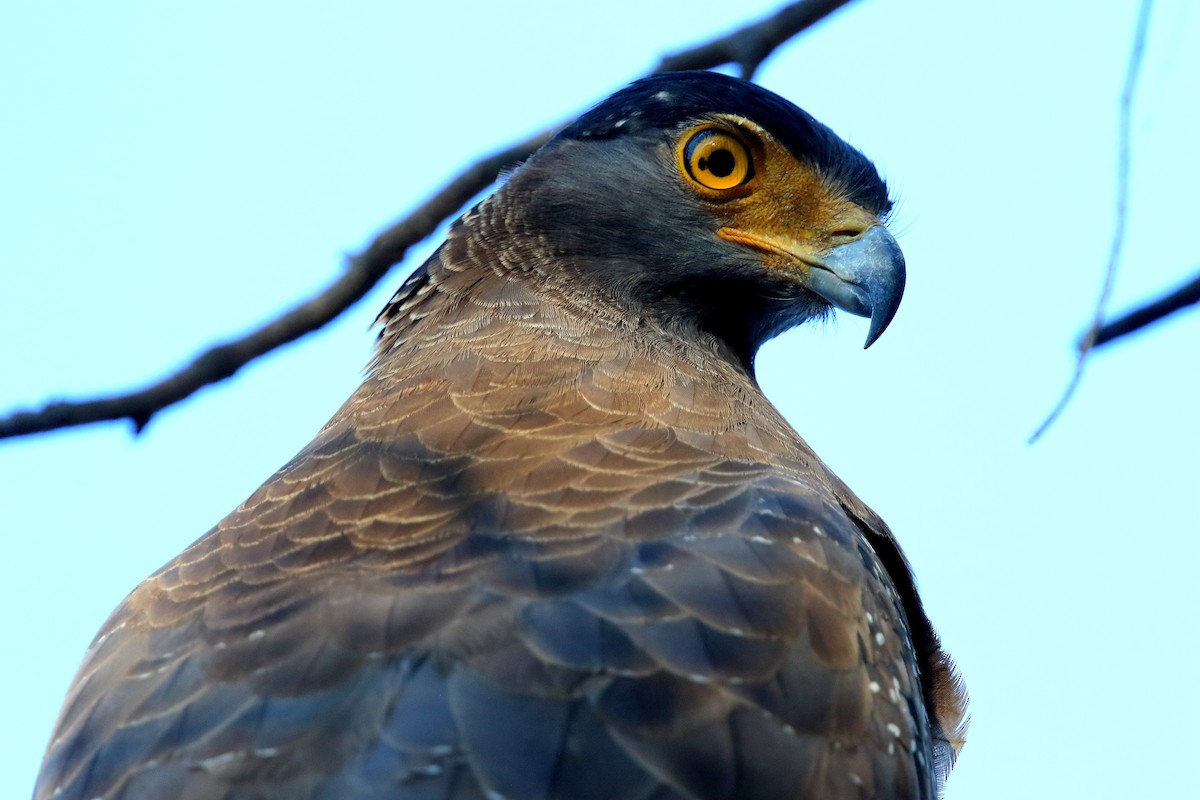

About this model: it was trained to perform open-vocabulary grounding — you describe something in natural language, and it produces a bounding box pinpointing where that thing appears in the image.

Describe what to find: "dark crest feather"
[559,71,892,216]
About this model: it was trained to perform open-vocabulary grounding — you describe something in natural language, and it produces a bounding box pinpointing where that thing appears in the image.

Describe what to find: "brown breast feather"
[36,229,964,800]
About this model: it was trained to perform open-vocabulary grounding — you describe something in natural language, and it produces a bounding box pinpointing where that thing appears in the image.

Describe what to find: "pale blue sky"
[2,2,1198,797]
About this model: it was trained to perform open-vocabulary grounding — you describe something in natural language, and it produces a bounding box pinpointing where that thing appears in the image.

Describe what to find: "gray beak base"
[805,225,906,348]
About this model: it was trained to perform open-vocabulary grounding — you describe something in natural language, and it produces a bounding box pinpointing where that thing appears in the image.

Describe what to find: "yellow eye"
[682,128,753,191]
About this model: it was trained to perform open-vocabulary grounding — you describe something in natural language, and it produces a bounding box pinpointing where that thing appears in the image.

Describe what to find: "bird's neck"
[367,242,814,466]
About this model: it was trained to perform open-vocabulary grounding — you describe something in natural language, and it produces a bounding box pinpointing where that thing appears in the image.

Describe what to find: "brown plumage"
[36,72,966,800]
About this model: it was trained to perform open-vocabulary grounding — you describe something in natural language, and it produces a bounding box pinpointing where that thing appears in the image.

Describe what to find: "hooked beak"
[719,224,906,348]
[803,225,906,348]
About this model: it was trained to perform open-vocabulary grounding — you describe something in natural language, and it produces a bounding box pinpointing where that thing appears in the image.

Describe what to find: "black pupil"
[699,147,736,178]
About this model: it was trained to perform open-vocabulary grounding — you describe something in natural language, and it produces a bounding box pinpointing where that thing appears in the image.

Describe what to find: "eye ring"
[681,128,754,191]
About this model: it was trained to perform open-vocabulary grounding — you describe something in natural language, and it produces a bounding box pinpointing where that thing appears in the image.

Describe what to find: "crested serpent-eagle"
[36,71,967,800]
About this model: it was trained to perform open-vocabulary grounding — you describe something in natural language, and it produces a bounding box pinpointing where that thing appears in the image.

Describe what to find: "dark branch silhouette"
[0,136,551,439]
[657,0,854,79]
[1092,269,1200,347]
[0,0,852,442]
[1029,0,1154,444]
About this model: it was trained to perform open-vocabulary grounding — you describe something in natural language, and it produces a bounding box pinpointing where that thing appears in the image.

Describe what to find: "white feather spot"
[886,723,902,738]
[653,91,673,102]
[874,632,886,646]
[198,751,242,771]
[868,681,881,694]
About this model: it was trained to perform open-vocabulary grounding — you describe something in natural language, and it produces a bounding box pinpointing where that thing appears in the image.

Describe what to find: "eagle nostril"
[830,229,865,243]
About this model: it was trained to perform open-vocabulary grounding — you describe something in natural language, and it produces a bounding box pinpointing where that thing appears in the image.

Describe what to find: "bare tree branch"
[0,0,852,443]
[657,0,855,80]
[1029,0,1154,444]
[0,136,550,440]
[1091,269,1200,347]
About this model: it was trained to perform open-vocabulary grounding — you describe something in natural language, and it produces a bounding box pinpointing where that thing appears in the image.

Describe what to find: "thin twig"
[1092,269,1200,347]
[1028,0,1154,444]
[0,0,852,442]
